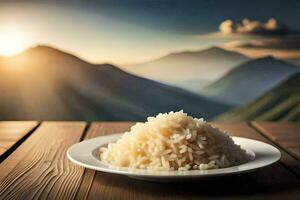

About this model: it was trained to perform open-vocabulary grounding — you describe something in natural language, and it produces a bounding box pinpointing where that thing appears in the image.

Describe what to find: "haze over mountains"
[201,57,299,106]
[0,45,230,121]
[126,47,249,89]
[216,72,300,122]
[1,44,299,122]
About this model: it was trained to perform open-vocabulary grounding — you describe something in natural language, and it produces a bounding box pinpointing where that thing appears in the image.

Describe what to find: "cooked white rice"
[100,111,250,171]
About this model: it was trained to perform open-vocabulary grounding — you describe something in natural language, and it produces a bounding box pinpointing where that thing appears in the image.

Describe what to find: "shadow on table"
[91,164,300,199]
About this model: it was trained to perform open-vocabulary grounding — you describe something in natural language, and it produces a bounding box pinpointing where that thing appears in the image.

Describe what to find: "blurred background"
[0,0,299,122]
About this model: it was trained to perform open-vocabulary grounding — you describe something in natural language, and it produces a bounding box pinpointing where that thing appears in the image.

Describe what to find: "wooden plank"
[0,121,39,161]
[82,122,300,200]
[0,121,87,200]
[217,123,300,177]
[76,122,134,200]
[251,122,300,161]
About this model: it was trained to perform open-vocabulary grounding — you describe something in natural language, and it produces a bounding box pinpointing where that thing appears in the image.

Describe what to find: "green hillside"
[215,72,300,122]
[201,57,299,106]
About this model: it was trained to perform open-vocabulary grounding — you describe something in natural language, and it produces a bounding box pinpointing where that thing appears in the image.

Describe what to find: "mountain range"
[125,47,249,88]
[201,57,299,106]
[0,45,230,121]
[216,72,300,122]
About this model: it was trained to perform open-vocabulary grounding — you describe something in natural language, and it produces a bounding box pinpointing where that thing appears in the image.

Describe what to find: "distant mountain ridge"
[0,45,230,121]
[125,46,249,86]
[201,56,299,106]
[162,47,248,61]
[216,72,300,122]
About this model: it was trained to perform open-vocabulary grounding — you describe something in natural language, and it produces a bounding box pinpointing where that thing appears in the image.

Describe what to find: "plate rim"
[67,133,281,178]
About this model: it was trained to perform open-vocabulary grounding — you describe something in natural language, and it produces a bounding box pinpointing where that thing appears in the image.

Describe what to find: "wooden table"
[0,121,299,200]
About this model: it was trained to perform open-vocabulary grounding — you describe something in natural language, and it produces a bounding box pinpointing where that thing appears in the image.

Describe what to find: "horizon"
[0,43,293,68]
[0,43,249,65]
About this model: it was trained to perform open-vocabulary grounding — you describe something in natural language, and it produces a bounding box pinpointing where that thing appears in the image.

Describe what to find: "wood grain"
[0,121,38,161]
[80,122,300,200]
[215,123,300,177]
[1,121,299,200]
[251,122,300,161]
[76,122,134,200]
[0,122,86,200]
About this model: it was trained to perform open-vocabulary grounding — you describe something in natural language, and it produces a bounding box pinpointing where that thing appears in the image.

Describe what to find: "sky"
[0,0,300,65]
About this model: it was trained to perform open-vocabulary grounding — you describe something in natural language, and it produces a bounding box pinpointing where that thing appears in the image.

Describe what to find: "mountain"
[216,72,300,122]
[0,45,230,121]
[201,57,299,106]
[125,47,249,86]
[172,79,211,93]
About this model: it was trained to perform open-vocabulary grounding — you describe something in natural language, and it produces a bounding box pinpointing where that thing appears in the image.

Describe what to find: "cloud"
[225,36,300,50]
[195,18,297,40]
[222,37,300,61]
[219,18,288,35]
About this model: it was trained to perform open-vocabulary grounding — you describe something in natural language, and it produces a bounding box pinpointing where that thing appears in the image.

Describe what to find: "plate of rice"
[67,111,281,181]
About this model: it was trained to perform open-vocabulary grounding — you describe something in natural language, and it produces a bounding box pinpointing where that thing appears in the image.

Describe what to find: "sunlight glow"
[0,27,28,56]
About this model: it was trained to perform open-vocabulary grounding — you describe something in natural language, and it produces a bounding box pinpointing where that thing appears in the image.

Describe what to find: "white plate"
[67,133,281,181]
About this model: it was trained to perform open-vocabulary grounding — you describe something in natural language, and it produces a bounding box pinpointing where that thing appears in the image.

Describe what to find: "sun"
[0,27,29,56]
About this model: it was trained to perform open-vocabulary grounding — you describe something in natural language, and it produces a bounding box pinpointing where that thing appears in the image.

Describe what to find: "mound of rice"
[100,111,250,171]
